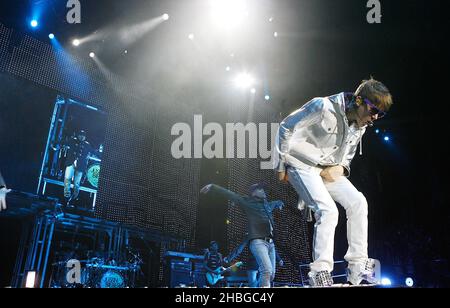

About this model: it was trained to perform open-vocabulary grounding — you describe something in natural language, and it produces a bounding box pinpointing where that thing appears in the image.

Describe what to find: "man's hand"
[0,187,12,212]
[278,171,289,183]
[200,184,213,194]
[320,166,344,182]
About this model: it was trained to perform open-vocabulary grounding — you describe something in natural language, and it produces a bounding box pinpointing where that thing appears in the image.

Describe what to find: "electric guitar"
[206,261,243,286]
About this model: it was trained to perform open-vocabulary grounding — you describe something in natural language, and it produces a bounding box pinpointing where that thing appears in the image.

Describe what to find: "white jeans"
[287,166,368,272]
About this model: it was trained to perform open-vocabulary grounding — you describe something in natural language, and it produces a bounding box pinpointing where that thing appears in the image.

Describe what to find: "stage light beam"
[30,20,38,28]
[72,39,80,46]
[89,52,95,58]
[210,0,249,30]
[234,73,255,89]
[48,33,55,40]
[162,14,170,21]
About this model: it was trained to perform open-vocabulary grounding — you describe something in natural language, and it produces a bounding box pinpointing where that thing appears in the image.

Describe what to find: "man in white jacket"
[273,78,393,286]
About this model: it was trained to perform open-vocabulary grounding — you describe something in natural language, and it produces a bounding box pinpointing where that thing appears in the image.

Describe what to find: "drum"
[99,270,126,288]
[86,163,100,188]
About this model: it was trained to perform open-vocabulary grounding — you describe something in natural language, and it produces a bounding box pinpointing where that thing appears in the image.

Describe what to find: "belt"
[254,237,273,243]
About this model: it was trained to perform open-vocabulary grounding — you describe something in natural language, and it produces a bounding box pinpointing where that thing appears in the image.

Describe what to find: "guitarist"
[203,241,225,287]
[201,183,284,287]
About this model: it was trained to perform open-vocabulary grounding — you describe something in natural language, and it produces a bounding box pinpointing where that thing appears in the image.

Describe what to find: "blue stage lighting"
[48,33,55,39]
[405,277,414,287]
[375,129,380,134]
[381,278,392,286]
[384,136,390,142]
[30,20,38,28]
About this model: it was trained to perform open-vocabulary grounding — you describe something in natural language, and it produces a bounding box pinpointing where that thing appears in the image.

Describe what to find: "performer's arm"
[274,98,325,176]
[200,184,245,205]
[269,200,284,211]
[275,250,284,267]
[225,239,248,263]
[0,172,11,212]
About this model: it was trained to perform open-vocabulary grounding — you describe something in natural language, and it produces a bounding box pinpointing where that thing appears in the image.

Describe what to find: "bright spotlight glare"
[274,32,278,37]
[381,278,392,286]
[210,0,248,29]
[265,95,270,101]
[48,33,55,39]
[250,88,256,94]
[188,33,194,40]
[89,52,95,58]
[405,277,414,287]
[225,66,231,72]
[25,271,36,288]
[375,129,380,134]
[30,20,38,28]
[384,136,390,141]
[162,14,169,21]
[72,39,80,46]
[234,73,255,89]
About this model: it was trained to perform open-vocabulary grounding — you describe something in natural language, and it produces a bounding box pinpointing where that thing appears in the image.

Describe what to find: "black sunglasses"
[363,98,386,119]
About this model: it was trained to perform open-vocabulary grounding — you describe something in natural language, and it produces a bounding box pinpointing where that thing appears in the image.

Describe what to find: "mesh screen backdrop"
[0,23,200,250]
[227,97,312,285]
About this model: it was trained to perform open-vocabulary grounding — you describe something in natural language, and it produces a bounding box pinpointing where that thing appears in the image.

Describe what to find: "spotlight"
[225,66,231,71]
[274,32,278,37]
[381,278,392,286]
[48,33,55,40]
[188,33,195,40]
[384,136,390,142]
[30,20,38,28]
[89,52,95,58]
[25,271,36,288]
[375,129,380,134]
[269,17,274,22]
[250,88,256,94]
[405,277,414,287]
[72,39,80,46]
[265,95,270,101]
[234,73,255,89]
[124,50,128,54]
[162,14,170,21]
[210,0,248,30]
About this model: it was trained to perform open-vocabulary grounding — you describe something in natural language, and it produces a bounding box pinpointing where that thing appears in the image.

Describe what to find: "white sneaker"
[347,258,378,286]
[308,270,333,287]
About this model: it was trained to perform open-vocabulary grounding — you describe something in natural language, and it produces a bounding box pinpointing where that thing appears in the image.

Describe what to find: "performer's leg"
[324,177,368,265]
[287,167,338,274]
[72,170,83,200]
[325,177,375,285]
[247,270,258,288]
[269,243,276,284]
[64,165,74,198]
[249,239,273,287]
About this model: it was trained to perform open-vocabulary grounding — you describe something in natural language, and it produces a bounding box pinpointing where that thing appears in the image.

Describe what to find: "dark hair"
[355,78,393,112]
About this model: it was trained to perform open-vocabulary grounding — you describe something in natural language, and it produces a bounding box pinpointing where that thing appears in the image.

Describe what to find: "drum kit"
[50,248,143,288]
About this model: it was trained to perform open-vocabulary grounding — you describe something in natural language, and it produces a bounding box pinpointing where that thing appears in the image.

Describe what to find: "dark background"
[1,0,449,287]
